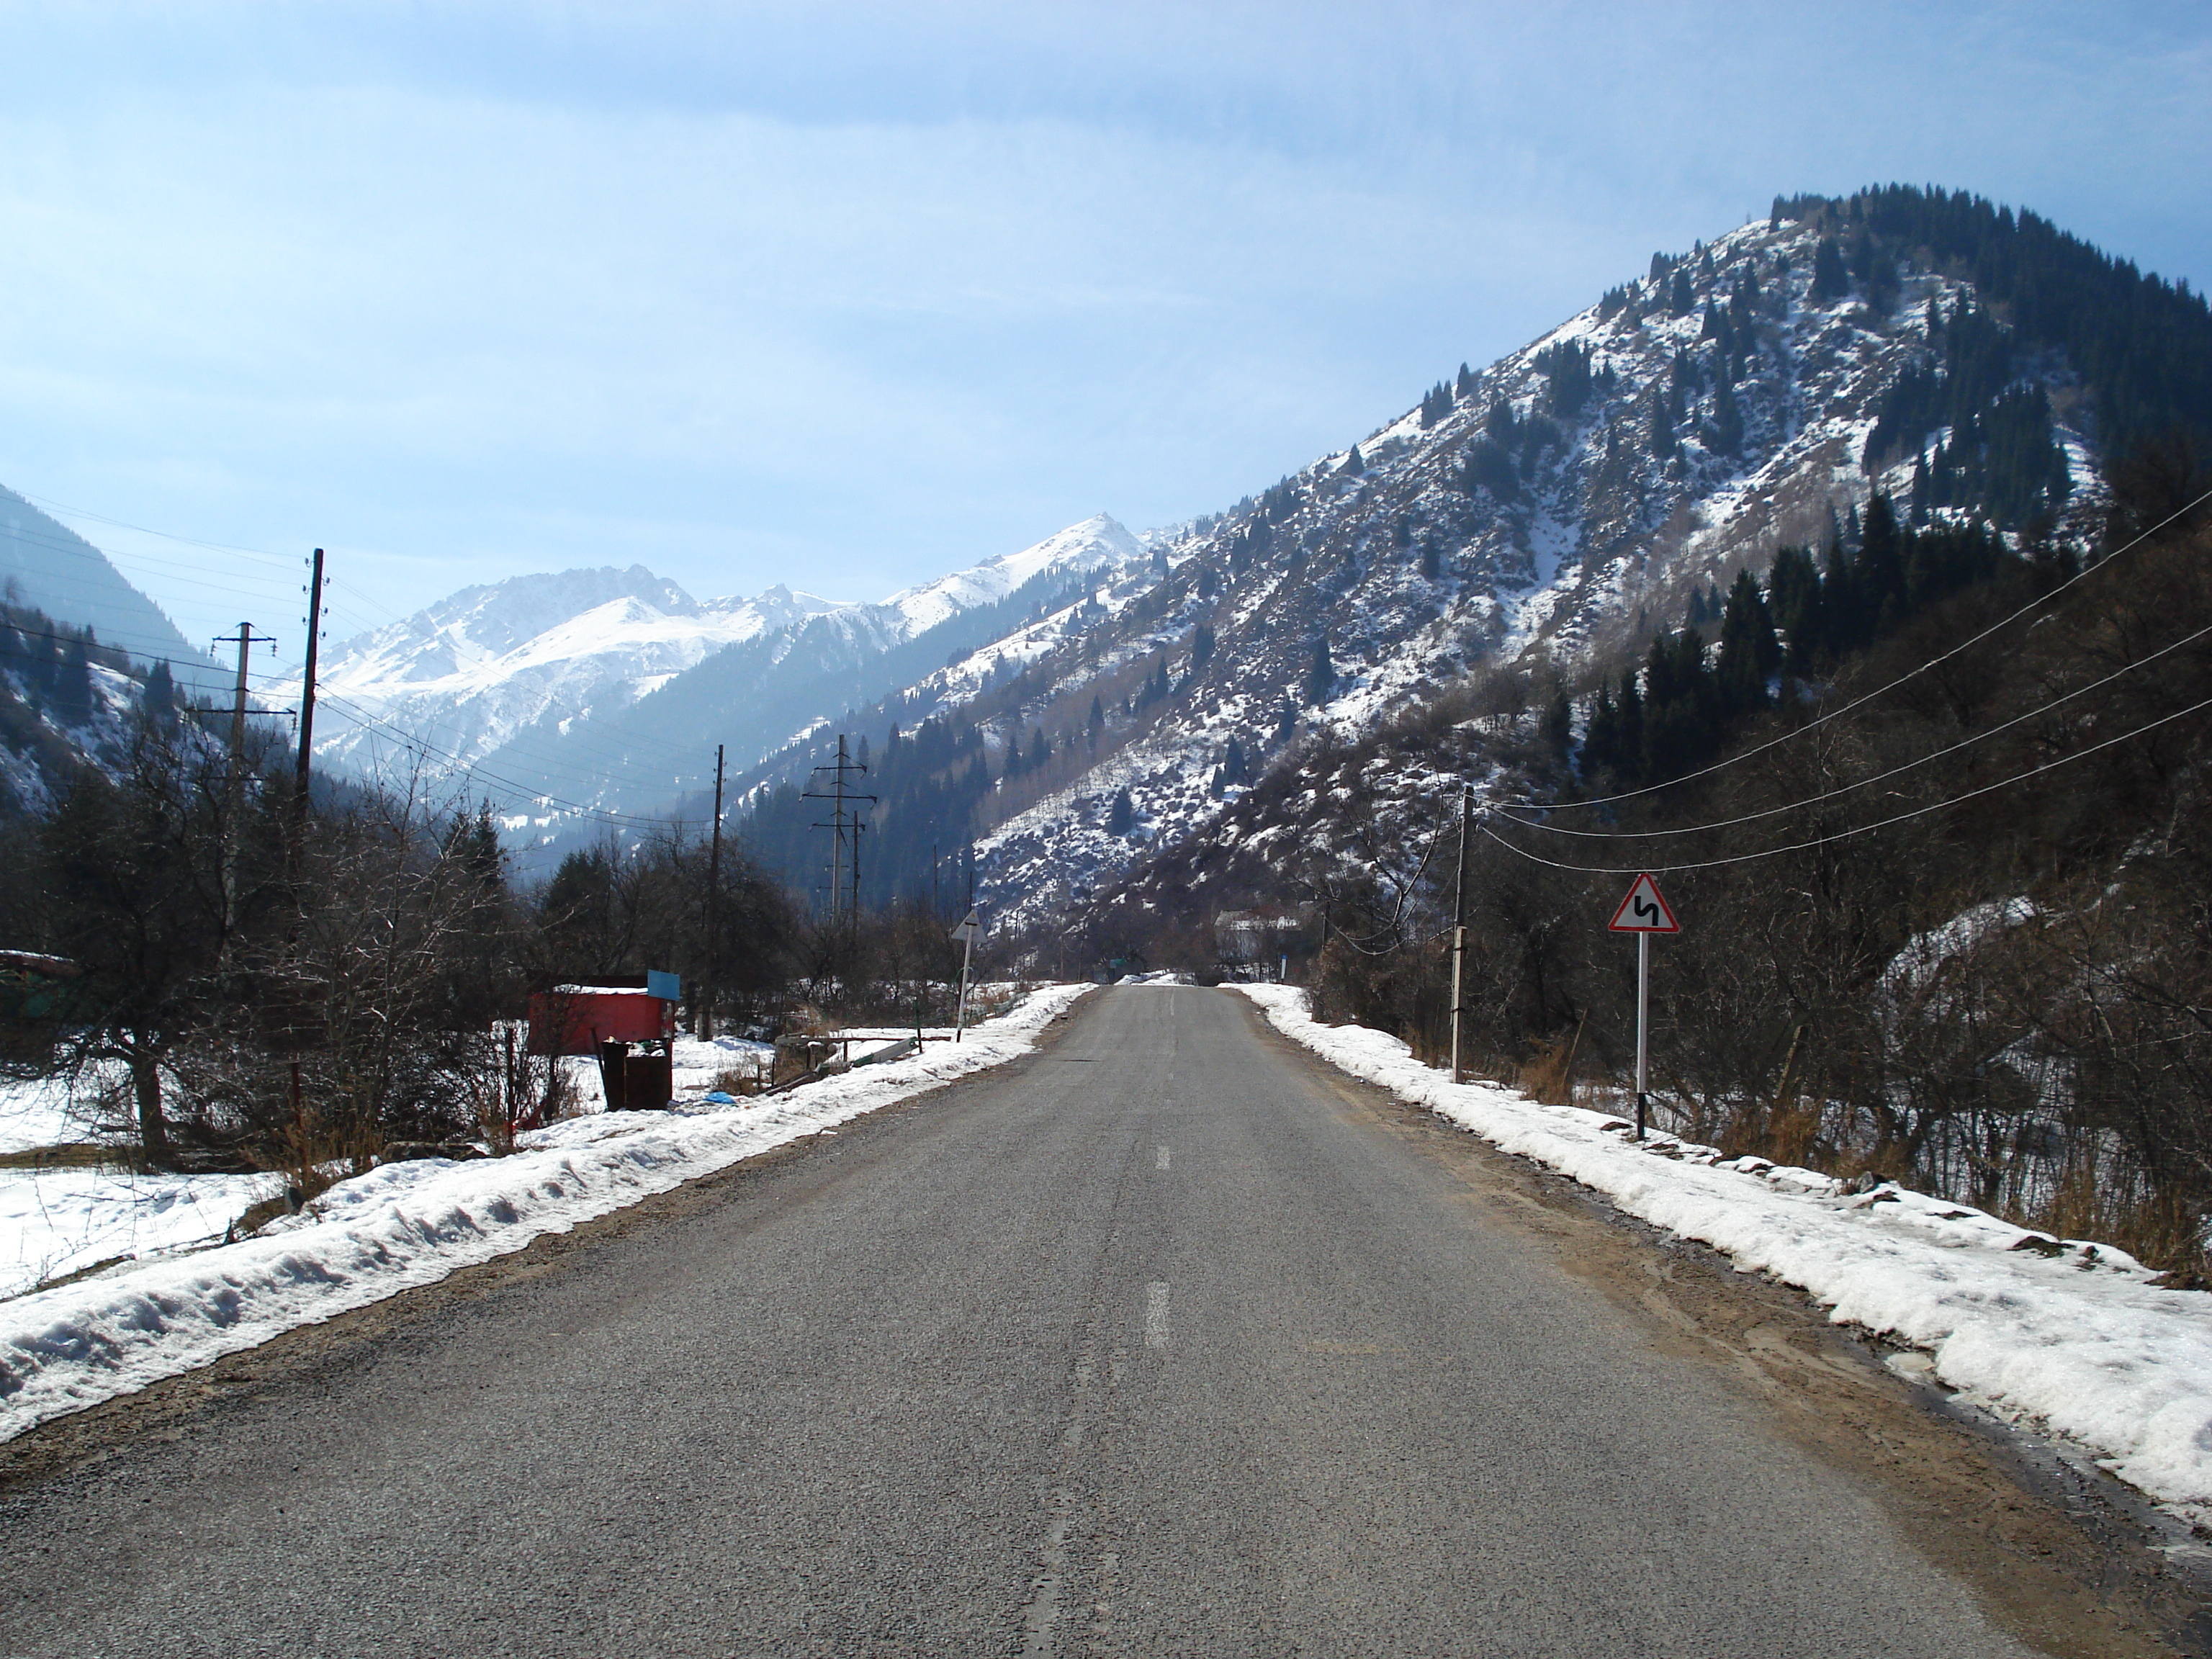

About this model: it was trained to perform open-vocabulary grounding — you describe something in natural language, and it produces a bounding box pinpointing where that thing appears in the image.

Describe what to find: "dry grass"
[2022,1168,2207,1274]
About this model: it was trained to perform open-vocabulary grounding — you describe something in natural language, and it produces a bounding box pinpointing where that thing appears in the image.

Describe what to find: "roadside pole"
[215,621,265,944]
[1607,873,1680,1143]
[1450,783,1471,1084]
[289,549,324,871]
[703,743,724,1040]
[950,908,981,1042]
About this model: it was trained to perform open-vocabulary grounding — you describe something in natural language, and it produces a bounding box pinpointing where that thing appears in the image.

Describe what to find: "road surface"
[0,988,2130,1655]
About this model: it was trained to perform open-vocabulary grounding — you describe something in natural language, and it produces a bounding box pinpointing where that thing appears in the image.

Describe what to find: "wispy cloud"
[0,1,2203,647]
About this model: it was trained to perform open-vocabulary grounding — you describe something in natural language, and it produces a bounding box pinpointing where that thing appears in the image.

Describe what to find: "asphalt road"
[2,986,2046,1657]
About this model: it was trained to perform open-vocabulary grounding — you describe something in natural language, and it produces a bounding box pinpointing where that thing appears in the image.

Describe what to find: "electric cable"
[1478,688,2212,875]
[314,690,706,830]
[1494,616,2212,838]
[1493,483,2212,811]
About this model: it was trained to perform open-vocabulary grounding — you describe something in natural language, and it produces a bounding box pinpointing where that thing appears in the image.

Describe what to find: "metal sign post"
[1607,873,1680,1142]
[950,909,981,1043]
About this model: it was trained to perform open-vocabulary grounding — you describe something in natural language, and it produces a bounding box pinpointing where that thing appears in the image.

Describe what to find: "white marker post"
[1607,873,1680,1142]
[950,908,981,1042]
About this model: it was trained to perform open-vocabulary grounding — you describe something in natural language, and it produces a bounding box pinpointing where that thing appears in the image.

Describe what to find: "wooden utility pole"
[702,744,724,1040]
[290,549,324,863]
[1450,783,1471,1084]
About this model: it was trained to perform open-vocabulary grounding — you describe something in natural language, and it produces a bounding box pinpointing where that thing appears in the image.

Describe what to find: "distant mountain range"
[272,512,1148,835]
[7,186,2208,937]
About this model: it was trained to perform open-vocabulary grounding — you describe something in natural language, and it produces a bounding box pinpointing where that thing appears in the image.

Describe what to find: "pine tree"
[1221,734,1249,786]
[1856,492,1907,631]
[1614,670,1644,785]
[140,660,176,725]
[1341,444,1364,477]
[1714,569,1779,715]
[1648,383,1676,462]
[1707,379,1744,455]
[1766,545,1824,673]
[1542,684,1573,760]
[1583,685,1619,780]
[1812,236,1849,301]
[1304,640,1335,707]
[1107,787,1135,836]
[1190,621,1216,667]
[53,636,94,725]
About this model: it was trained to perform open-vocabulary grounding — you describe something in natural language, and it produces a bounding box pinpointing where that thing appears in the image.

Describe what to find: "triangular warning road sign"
[950,909,982,945]
[1608,873,1680,933]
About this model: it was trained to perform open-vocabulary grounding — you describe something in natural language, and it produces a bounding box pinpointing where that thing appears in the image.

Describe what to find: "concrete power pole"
[1450,783,1471,1085]
[702,743,724,1040]
[215,621,262,941]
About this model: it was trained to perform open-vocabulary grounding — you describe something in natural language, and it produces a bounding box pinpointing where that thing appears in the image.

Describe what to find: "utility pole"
[215,621,265,940]
[290,550,324,865]
[221,622,257,763]
[803,735,876,934]
[850,817,864,932]
[1450,783,1471,1084]
[702,743,724,1040]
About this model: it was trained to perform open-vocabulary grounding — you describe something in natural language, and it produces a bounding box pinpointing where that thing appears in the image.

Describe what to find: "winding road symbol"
[1608,873,1681,934]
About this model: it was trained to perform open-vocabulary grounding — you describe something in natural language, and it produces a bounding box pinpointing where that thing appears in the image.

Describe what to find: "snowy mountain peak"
[287,565,843,775]
[883,513,1142,636]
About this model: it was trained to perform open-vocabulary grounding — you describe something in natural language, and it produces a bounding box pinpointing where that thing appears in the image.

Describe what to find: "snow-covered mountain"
[269,188,2201,927]
[284,567,840,778]
[302,515,1147,827]
[884,514,1142,636]
[729,192,2163,935]
[968,208,2099,929]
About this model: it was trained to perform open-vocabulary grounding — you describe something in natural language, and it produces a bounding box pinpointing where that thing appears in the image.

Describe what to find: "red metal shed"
[526,983,677,1057]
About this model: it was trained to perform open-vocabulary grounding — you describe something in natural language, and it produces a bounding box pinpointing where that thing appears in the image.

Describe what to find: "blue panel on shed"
[647,970,682,1002]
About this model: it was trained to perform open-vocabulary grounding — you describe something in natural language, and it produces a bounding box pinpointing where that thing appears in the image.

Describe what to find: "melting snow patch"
[1231,984,2212,1527]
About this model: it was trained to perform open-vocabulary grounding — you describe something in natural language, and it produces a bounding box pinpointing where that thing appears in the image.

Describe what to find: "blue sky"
[0,1,2206,665]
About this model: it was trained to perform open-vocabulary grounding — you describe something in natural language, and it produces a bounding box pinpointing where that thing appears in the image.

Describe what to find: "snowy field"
[0,1069,287,1306]
[0,984,1091,1441]
[1233,984,2212,1529]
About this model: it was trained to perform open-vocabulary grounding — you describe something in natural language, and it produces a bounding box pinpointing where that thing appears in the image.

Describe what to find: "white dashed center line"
[1156,1146,1171,1170]
[1144,1282,1170,1349]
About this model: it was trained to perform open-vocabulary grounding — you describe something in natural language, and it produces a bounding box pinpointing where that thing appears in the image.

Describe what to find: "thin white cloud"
[0,1,2200,646]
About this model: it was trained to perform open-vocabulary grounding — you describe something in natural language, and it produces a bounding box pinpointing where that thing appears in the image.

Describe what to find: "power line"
[1478,689,2212,875]
[1495,483,2212,812]
[294,672,720,783]
[314,689,705,831]
[8,490,299,565]
[1496,616,2212,840]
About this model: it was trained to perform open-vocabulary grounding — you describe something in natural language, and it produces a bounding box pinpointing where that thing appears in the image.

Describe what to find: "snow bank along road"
[0,987,2193,1656]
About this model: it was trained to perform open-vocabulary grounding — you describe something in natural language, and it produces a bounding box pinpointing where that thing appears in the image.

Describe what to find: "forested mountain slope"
[733,188,2208,940]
